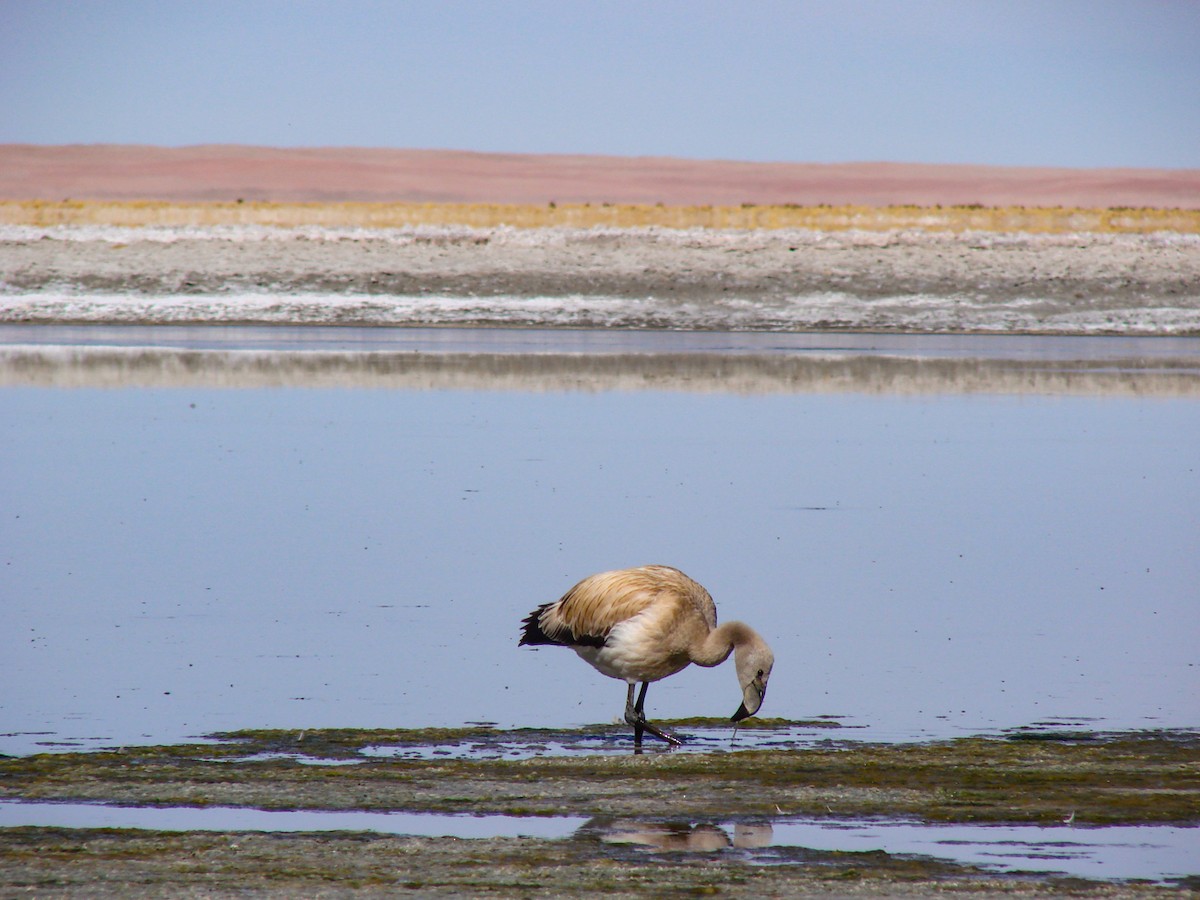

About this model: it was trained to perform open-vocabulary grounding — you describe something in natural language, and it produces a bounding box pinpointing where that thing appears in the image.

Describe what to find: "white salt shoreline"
[2,225,1199,334]
[2,290,1199,335]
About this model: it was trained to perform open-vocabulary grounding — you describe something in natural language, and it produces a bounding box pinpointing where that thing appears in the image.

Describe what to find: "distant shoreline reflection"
[3,345,1198,395]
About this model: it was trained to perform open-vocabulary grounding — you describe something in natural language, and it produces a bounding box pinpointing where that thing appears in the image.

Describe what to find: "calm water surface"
[2,331,1198,754]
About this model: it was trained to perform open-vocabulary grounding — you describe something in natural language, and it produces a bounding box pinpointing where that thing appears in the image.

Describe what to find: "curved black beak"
[732,679,766,723]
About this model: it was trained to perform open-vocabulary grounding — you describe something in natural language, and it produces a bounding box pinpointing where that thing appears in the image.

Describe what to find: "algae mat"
[2,726,1198,897]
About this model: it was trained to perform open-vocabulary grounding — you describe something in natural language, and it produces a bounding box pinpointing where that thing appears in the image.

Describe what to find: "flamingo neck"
[693,620,758,668]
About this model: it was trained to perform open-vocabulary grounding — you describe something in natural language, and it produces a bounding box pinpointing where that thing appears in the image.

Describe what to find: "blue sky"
[2,1,1197,168]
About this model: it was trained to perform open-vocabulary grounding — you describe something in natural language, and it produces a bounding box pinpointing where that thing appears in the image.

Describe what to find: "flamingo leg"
[624,682,644,745]
[633,681,649,745]
[624,681,683,747]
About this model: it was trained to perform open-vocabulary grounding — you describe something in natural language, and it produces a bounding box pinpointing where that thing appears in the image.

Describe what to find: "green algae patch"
[6,826,1186,900]
[208,725,508,757]
[206,717,833,752]
[3,730,1198,898]
[1,729,1197,825]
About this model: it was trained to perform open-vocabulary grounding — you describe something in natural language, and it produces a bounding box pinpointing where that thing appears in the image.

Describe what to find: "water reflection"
[0,801,583,840]
[2,344,1199,395]
[592,819,774,852]
[2,801,1192,882]
[354,721,848,760]
[580,817,1200,882]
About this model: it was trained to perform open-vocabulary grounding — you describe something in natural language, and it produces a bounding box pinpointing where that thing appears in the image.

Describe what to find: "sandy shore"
[3,225,1199,334]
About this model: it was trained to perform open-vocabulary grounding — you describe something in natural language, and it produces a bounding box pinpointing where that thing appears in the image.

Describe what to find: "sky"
[1,1,1198,169]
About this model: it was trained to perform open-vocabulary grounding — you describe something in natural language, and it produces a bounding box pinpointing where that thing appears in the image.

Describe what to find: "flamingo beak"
[731,679,765,722]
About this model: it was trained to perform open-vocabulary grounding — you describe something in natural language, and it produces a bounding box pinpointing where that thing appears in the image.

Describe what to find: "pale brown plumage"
[519,565,774,746]
[529,565,716,677]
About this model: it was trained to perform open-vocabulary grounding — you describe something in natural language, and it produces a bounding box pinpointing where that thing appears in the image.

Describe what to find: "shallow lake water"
[2,326,1198,755]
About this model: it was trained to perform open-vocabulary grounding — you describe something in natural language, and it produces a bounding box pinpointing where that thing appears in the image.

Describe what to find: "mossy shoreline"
[3,725,1196,825]
[8,826,1194,899]
[2,726,1197,897]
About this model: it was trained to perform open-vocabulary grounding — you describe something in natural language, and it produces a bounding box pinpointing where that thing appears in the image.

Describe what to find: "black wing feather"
[518,603,605,648]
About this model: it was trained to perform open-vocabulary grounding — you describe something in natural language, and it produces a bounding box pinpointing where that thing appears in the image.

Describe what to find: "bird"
[518,565,774,746]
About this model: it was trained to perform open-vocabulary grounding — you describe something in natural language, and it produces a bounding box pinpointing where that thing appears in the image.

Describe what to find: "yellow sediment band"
[1,200,1197,233]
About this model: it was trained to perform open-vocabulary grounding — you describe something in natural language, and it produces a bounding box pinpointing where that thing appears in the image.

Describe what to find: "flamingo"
[518,565,774,746]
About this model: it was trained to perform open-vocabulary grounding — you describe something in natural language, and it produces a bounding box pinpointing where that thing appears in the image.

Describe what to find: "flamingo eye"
[756,669,764,678]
